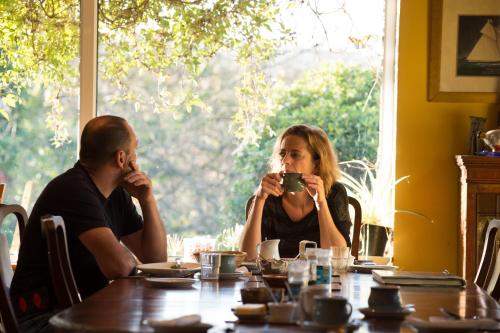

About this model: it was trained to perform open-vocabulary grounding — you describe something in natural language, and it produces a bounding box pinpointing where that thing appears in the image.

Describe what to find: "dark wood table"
[50,273,500,332]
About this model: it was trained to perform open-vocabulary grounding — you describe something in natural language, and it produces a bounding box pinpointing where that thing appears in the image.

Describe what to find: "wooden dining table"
[49,272,500,332]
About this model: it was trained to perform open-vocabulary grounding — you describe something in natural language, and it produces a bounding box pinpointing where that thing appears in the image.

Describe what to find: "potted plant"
[340,160,432,258]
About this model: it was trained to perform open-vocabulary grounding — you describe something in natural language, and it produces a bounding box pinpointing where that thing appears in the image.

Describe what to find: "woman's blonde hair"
[269,124,341,197]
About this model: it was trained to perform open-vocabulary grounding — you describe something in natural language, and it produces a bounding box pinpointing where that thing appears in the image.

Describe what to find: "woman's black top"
[260,182,352,258]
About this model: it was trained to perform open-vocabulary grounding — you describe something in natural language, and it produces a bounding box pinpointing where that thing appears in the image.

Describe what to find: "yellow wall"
[394,0,498,273]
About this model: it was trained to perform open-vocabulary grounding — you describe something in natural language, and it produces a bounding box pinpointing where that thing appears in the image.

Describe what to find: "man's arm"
[121,195,167,263]
[120,162,167,263]
[79,227,137,279]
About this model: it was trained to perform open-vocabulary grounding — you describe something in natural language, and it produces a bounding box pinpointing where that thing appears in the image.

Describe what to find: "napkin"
[406,316,500,331]
[145,314,201,327]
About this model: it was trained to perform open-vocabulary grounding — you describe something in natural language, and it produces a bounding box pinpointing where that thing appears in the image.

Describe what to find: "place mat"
[349,264,398,273]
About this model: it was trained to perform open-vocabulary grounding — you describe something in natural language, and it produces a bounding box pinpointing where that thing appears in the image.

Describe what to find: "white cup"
[267,302,298,324]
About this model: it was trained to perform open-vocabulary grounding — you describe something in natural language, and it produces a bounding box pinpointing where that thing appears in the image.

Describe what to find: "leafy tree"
[0,0,289,144]
[223,63,380,227]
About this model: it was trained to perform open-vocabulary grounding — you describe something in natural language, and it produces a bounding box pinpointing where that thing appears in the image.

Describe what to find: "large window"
[0,1,80,257]
[0,1,392,262]
[96,1,385,258]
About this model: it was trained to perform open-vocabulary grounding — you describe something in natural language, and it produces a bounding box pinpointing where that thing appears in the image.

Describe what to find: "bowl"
[193,251,247,267]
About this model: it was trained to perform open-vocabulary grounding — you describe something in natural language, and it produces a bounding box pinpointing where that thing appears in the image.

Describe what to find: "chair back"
[41,215,81,309]
[0,261,19,332]
[475,219,500,296]
[0,204,28,288]
[0,183,5,203]
[348,196,362,260]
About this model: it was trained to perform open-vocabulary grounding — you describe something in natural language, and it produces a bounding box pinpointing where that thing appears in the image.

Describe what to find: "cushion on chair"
[0,233,13,288]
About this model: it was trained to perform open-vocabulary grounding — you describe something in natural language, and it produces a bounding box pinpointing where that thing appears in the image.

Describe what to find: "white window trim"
[378,0,400,230]
[79,0,98,142]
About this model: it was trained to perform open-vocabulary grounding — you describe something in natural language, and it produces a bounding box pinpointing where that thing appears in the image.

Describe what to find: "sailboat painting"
[457,16,500,76]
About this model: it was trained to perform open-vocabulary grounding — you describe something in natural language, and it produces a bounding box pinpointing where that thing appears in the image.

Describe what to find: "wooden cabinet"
[456,155,500,280]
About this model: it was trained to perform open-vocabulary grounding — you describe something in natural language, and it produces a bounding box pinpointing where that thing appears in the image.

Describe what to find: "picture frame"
[428,0,500,102]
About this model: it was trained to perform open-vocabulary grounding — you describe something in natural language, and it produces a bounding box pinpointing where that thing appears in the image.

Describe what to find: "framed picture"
[428,0,500,102]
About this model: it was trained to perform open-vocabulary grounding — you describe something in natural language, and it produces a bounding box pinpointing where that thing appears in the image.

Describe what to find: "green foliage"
[223,63,380,226]
[0,0,289,144]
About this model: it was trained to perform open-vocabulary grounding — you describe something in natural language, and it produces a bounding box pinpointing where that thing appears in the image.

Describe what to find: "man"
[10,115,167,331]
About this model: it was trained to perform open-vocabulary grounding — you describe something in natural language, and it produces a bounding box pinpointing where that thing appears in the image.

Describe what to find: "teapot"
[479,129,500,152]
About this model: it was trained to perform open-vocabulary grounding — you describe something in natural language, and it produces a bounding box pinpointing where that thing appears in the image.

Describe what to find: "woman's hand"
[255,173,283,201]
[302,174,326,209]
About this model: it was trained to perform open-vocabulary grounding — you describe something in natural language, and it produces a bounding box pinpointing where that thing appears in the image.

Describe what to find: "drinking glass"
[331,246,350,274]
[200,252,221,280]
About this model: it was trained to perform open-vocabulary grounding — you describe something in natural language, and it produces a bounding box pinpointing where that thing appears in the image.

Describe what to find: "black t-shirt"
[261,182,352,258]
[10,162,143,305]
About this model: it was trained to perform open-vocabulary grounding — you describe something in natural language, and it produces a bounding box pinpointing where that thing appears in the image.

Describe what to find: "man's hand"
[122,161,153,203]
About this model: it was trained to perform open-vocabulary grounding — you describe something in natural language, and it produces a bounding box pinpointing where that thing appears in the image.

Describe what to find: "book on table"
[372,270,466,287]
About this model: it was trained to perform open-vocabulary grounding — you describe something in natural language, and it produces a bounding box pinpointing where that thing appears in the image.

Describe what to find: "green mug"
[282,173,304,192]
[219,254,237,273]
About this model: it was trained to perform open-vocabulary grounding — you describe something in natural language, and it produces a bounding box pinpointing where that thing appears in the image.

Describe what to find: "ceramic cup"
[312,296,352,326]
[219,254,237,273]
[282,173,304,192]
[368,286,402,311]
[298,284,331,321]
[267,302,298,324]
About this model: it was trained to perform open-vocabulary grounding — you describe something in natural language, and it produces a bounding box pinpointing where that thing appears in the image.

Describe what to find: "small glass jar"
[305,247,318,285]
[315,248,332,285]
[287,259,309,298]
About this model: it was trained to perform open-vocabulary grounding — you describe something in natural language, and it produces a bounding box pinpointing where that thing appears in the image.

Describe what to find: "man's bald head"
[79,116,132,168]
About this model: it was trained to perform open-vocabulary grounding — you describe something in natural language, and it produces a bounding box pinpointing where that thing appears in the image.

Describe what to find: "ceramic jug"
[256,239,280,260]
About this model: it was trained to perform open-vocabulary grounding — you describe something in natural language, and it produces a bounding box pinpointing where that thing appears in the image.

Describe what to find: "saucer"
[233,313,268,324]
[145,278,197,288]
[358,306,414,319]
[219,271,248,280]
[298,320,351,331]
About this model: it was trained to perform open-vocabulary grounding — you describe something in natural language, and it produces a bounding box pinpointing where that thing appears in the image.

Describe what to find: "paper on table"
[406,316,500,331]
[145,314,201,327]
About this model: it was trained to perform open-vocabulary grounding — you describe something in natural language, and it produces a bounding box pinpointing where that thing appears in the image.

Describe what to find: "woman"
[240,124,351,260]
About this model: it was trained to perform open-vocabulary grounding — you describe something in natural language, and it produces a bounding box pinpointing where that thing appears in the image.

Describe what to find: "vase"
[360,224,389,257]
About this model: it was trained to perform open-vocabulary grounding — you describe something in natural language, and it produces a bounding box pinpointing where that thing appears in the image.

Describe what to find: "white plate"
[145,278,197,288]
[137,262,200,277]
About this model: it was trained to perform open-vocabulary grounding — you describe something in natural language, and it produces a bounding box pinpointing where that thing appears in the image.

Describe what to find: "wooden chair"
[0,183,5,203]
[348,196,362,260]
[41,215,81,309]
[475,219,500,299]
[0,261,19,333]
[0,204,28,288]
[245,195,362,259]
